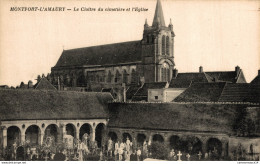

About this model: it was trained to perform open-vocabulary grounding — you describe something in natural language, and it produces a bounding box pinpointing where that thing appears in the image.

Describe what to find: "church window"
[107,71,112,83]
[115,70,121,83]
[161,63,170,82]
[123,70,128,84]
[131,69,137,84]
[166,36,169,55]
[162,35,166,55]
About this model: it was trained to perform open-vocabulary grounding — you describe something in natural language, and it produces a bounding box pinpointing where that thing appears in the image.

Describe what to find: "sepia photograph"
[0,0,259,162]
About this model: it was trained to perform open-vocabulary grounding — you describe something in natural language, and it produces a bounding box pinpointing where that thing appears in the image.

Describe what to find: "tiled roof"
[169,70,246,88]
[205,71,239,83]
[132,82,168,101]
[173,82,260,103]
[169,73,209,88]
[218,84,260,103]
[174,82,227,102]
[126,85,141,100]
[108,103,256,134]
[0,89,113,120]
[34,77,57,90]
[54,41,142,68]
[251,75,260,85]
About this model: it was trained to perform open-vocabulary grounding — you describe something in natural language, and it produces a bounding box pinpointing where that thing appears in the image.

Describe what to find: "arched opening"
[123,70,128,84]
[108,132,118,142]
[152,134,164,143]
[25,125,41,146]
[66,123,76,137]
[95,123,105,148]
[161,62,170,82]
[7,126,21,148]
[207,138,222,155]
[131,69,137,84]
[115,70,121,83]
[44,124,58,143]
[107,71,112,83]
[122,133,132,143]
[169,135,181,151]
[137,134,146,147]
[79,123,92,141]
[191,138,202,155]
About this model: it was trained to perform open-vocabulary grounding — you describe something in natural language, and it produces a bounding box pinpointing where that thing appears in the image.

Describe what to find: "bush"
[148,142,170,160]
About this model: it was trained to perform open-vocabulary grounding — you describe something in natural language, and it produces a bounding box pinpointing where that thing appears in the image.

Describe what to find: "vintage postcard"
[0,0,259,162]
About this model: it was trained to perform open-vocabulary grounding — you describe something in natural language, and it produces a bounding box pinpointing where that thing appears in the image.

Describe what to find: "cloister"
[1,119,229,157]
[107,127,229,157]
[0,119,108,150]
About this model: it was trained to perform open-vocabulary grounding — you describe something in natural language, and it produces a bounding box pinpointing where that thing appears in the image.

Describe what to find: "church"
[50,0,175,91]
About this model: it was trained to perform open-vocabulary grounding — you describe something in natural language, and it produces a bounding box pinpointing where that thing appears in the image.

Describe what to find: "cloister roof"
[0,89,113,121]
[107,102,260,135]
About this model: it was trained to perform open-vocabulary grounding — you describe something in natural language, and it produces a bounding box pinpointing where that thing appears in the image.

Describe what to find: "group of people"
[105,137,148,161]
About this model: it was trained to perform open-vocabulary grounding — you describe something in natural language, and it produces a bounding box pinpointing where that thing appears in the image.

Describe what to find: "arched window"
[123,70,128,84]
[131,69,137,84]
[162,35,166,55]
[107,71,112,83]
[166,36,170,55]
[115,70,121,83]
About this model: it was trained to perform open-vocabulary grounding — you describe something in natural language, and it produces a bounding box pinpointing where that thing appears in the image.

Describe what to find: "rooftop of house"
[169,66,246,88]
[174,82,260,103]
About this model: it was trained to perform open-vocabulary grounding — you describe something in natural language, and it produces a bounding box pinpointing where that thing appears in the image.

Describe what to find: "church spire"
[152,0,166,27]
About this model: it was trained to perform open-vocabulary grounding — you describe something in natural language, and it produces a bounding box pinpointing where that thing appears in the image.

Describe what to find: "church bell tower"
[141,0,175,83]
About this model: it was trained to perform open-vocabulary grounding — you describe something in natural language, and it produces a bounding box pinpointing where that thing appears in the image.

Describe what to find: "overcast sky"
[0,0,259,87]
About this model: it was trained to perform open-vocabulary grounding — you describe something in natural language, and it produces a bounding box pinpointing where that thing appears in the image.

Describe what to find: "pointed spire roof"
[152,0,166,27]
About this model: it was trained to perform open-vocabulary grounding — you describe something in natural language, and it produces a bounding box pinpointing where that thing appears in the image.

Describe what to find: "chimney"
[28,80,33,88]
[172,68,178,78]
[199,66,203,73]
[37,75,41,83]
[258,69,260,76]
[235,66,240,76]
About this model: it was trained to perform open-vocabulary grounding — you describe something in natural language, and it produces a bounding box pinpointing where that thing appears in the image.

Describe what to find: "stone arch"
[169,135,181,150]
[66,123,76,137]
[7,126,21,148]
[95,123,106,148]
[207,138,222,155]
[137,133,146,147]
[25,125,41,145]
[152,134,164,143]
[122,132,132,143]
[44,124,59,143]
[108,131,118,142]
[191,137,202,155]
[79,123,92,140]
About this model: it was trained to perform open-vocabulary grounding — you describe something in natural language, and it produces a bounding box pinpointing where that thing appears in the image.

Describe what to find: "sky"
[0,0,259,87]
